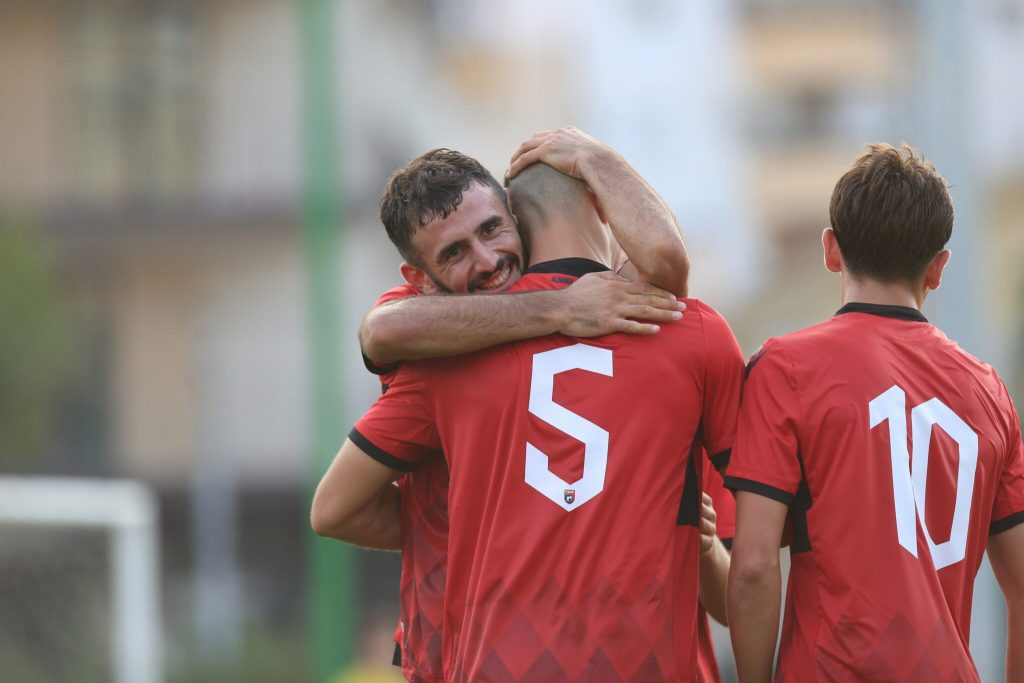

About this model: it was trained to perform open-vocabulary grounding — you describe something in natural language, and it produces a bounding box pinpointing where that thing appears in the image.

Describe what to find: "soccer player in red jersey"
[315,157,744,681]
[726,144,1024,682]
[348,129,702,682]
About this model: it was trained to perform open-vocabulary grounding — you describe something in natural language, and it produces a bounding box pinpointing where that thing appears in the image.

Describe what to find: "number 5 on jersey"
[869,385,979,570]
[525,344,612,511]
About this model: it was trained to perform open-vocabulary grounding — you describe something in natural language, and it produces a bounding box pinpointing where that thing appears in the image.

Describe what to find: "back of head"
[507,163,592,238]
[829,143,953,283]
[379,148,508,266]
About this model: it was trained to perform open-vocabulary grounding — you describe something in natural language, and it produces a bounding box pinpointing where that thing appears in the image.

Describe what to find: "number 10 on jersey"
[869,385,979,570]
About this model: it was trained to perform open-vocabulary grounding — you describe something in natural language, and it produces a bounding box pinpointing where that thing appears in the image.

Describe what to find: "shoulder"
[676,299,740,349]
[678,298,729,333]
[743,323,834,384]
[509,272,575,292]
[374,283,420,307]
[745,316,847,373]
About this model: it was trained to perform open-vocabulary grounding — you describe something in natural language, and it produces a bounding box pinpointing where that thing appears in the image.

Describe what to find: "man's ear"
[822,227,843,274]
[504,188,519,225]
[923,249,951,291]
[399,262,439,294]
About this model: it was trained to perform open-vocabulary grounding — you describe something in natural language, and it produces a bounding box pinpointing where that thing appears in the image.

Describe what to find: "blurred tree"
[0,218,69,464]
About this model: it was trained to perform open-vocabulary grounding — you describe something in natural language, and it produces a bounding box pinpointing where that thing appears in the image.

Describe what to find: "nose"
[470,241,501,273]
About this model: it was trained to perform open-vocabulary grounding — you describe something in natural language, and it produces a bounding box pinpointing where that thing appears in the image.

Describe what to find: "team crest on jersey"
[564,489,575,504]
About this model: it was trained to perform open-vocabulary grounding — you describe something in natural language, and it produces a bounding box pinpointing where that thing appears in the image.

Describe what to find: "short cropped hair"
[507,162,590,234]
[829,143,953,283]
[379,149,508,266]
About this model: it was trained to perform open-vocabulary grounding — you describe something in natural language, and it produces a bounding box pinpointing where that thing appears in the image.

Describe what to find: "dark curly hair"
[379,149,509,266]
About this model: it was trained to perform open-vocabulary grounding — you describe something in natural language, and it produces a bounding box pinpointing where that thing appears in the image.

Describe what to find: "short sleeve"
[697,303,745,472]
[991,396,1024,535]
[724,341,803,505]
[351,364,441,471]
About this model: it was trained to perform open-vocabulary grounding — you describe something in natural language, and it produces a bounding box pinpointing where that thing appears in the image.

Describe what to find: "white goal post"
[0,476,162,683]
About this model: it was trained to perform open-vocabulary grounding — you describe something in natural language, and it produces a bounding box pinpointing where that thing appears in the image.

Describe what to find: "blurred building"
[2,0,1023,680]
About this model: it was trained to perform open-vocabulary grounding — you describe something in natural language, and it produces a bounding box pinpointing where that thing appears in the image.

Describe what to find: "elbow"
[309,502,334,538]
[729,551,779,595]
[359,313,402,366]
[644,243,690,297]
[310,492,351,540]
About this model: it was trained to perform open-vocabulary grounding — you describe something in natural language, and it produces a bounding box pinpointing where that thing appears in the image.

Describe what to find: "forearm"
[311,482,401,550]
[360,290,564,365]
[699,537,731,626]
[728,560,780,683]
[579,149,689,295]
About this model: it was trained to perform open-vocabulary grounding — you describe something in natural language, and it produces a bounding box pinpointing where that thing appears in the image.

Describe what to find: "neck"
[840,271,926,309]
[525,215,614,268]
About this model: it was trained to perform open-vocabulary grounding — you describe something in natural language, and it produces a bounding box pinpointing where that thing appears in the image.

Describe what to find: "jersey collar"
[835,302,928,323]
[524,258,610,277]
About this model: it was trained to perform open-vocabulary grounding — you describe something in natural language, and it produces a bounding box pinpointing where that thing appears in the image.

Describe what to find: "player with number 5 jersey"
[725,144,1024,682]
[354,260,744,682]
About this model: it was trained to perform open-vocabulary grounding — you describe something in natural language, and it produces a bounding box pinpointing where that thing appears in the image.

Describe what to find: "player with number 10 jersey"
[726,304,1024,679]
[353,259,745,682]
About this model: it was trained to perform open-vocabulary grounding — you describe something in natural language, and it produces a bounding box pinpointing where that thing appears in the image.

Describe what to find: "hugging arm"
[359,272,683,366]
[310,437,403,551]
[507,126,689,296]
[698,492,731,626]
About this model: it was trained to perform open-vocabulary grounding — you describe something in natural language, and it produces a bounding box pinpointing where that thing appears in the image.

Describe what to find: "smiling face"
[400,182,524,294]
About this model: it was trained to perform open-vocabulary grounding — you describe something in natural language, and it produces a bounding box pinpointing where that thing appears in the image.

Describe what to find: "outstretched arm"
[989,523,1024,681]
[311,437,402,550]
[507,127,689,296]
[360,271,684,366]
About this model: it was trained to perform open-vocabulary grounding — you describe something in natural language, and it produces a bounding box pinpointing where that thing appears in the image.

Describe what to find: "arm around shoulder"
[358,291,563,365]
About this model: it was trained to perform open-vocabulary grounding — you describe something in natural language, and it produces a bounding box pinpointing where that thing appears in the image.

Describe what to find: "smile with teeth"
[475,261,514,291]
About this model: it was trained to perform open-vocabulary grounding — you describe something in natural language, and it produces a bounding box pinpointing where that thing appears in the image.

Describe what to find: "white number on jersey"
[525,344,613,511]
[869,385,978,569]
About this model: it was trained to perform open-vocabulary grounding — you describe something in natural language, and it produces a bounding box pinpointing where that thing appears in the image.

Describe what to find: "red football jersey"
[365,283,448,683]
[726,303,1024,681]
[368,274,599,681]
[695,453,735,683]
[354,258,745,682]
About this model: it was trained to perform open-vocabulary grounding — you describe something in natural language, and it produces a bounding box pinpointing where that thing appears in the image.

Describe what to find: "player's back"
[418,298,743,682]
[729,304,1023,681]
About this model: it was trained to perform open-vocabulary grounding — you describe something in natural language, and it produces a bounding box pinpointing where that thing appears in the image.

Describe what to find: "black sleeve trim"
[349,427,417,472]
[723,476,794,505]
[392,642,402,667]
[362,351,400,377]
[990,510,1024,535]
[721,537,733,551]
[709,449,731,471]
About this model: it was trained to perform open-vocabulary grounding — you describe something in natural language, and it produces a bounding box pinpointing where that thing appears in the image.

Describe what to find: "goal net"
[0,477,161,683]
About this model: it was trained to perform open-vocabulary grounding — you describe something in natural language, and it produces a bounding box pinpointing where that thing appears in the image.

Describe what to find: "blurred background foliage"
[0,218,69,465]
